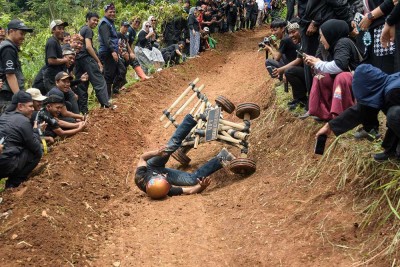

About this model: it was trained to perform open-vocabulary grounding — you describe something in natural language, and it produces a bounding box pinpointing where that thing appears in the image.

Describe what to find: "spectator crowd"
[262,0,400,162]
[0,0,399,194]
[0,0,290,189]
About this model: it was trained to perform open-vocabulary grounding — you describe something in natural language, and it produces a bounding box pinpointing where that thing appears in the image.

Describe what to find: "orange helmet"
[146,175,171,199]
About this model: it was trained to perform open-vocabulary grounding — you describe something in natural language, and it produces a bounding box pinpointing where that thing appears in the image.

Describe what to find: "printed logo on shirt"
[334,87,342,100]
[5,60,14,70]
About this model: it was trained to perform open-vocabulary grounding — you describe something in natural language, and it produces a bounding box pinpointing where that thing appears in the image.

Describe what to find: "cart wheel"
[215,96,235,114]
[172,148,191,166]
[229,158,256,175]
[235,103,261,120]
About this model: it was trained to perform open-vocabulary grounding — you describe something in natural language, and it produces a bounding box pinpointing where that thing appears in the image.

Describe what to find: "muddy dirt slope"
[0,27,392,266]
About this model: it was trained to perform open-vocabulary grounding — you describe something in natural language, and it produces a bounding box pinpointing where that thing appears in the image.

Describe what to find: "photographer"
[0,91,42,188]
[263,19,299,79]
[34,95,86,139]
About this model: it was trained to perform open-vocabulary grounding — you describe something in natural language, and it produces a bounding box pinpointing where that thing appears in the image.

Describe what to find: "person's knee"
[387,106,400,128]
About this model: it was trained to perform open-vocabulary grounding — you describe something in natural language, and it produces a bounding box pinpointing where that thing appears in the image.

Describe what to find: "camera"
[258,36,275,48]
[38,110,57,126]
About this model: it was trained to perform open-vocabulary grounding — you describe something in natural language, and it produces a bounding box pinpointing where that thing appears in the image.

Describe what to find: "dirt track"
[0,27,391,266]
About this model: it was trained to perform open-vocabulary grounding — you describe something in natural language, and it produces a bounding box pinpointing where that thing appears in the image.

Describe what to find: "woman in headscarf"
[316,64,400,161]
[134,20,165,74]
[304,19,362,121]
[147,15,161,48]
[188,7,201,57]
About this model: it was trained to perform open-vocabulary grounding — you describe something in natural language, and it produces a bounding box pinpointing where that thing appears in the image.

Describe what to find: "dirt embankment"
[0,28,395,267]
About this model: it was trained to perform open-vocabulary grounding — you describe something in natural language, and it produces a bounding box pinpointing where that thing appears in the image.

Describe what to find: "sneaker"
[354,128,381,141]
[287,99,298,106]
[217,148,236,167]
[288,100,306,111]
[373,151,398,162]
[298,111,310,120]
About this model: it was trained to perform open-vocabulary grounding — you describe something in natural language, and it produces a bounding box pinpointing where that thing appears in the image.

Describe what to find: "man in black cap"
[0,19,33,113]
[43,19,69,93]
[47,71,85,122]
[0,90,42,188]
[34,95,86,139]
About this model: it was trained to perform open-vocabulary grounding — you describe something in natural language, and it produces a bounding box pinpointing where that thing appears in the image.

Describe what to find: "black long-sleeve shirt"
[386,3,400,26]
[188,14,200,32]
[0,111,42,159]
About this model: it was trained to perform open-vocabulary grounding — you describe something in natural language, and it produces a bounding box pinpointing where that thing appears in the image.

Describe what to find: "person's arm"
[47,57,68,66]
[175,49,183,57]
[264,44,282,61]
[5,73,19,94]
[85,38,103,70]
[181,177,211,194]
[59,106,84,121]
[52,121,85,137]
[19,119,43,157]
[273,57,303,76]
[137,147,167,168]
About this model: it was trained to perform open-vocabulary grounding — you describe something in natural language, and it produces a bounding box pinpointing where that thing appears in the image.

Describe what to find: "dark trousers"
[75,56,109,113]
[300,26,320,95]
[99,52,118,84]
[0,90,13,114]
[0,149,42,188]
[382,106,400,154]
[285,0,296,22]
[285,66,307,102]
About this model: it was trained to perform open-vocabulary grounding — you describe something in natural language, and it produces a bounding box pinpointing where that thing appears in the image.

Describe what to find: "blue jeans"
[147,114,223,186]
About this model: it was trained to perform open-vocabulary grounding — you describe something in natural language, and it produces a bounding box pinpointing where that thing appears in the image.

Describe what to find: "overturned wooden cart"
[160,78,260,175]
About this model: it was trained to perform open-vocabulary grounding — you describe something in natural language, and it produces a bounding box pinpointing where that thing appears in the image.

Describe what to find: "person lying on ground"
[33,95,86,139]
[316,64,400,162]
[47,71,84,121]
[0,91,42,188]
[135,113,235,199]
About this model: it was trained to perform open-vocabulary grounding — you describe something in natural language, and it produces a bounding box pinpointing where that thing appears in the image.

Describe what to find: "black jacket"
[0,111,42,160]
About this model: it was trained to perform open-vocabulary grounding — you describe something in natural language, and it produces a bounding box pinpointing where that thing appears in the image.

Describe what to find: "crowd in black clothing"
[262,0,400,162]
[0,1,292,189]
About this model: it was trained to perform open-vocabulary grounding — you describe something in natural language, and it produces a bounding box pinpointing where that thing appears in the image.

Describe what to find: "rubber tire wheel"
[172,148,191,166]
[215,96,235,114]
[229,158,256,175]
[235,103,261,120]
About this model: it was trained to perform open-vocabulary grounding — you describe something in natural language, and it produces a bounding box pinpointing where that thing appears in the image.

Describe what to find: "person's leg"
[163,156,223,186]
[285,0,295,22]
[330,72,354,118]
[285,66,307,103]
[84,56,109,107]
[308,74,334,120]
[378,106,400,158]
[5,150,41,188]
[99,52,117,99]
[147,114,197,168]
[190,30,196,57]
[195,32,201,55]
[43,68,56,93]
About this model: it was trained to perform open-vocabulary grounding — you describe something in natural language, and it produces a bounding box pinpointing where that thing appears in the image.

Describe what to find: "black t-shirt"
[0,44,18,74]
[279,36,298,64]
[45,36,64,76]
[78,25,94,59]
[137,31,152,50]
[135,166,184,196]
[117,32,129,53]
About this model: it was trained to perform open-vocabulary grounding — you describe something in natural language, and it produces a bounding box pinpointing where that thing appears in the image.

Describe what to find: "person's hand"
[0,144,3,154]
[306,22,318,36]
[316,123,332,138]
[79,120,87,130]
[129,52,135,60]
[394,0,398,5]
[156,146,169,157]
[193,30,196,35]
[272,67,283,77]
[112,51,118,62]
[358,15,372,31]
[98,62,103,72]
[350,21,359,37]
[380,22,395,48]
[264,44,272,51]
[197,177,211,188]
[39,122,47,132]
[0,79,3,88]
[282,74,287,83]
[304,54,320,67]
[80,72,89,82]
